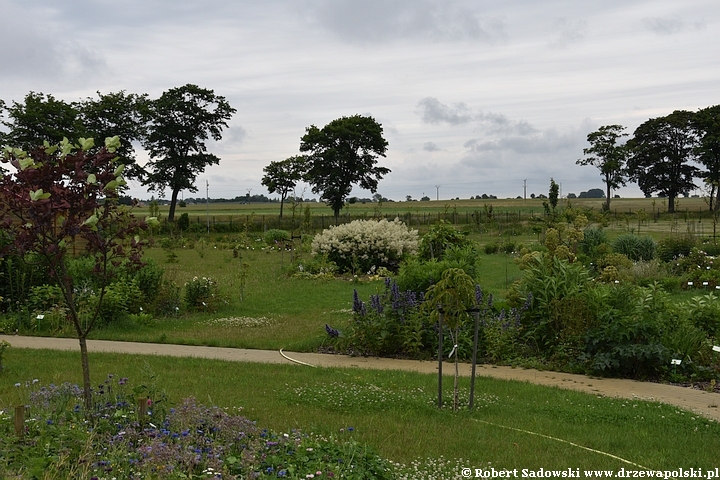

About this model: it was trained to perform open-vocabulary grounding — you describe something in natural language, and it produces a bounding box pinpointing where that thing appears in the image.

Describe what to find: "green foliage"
[261,156,305,218]
[578,226,608,258]
[0,340,8,371]
[150,280,181,317]
[177,212,190,231]
[263,228,291,245]
[184,276,222,312]
[576,124,630,211]
[483,242,500,254]
[657,235,697,262]
[142,84,236,221]
[628,110,699,213]
[612,233,656,261]
[27,284,64,312]
[300,115,390,219]
[417,221,472,261]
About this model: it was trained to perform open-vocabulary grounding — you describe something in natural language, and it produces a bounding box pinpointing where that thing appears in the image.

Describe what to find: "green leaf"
[104,180,118,191]
[145,216,160,227]
[83,214,98,227]
[114,164,125,177]
[60,137,74,157]
[105,136,121,153]
[19,157,35,171]
[78,137,95,151]
[29,189,51,201]
[87,174,97,185]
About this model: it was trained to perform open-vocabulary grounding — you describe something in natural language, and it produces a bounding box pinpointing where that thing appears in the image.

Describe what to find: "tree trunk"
[715,187,720,212]
[279,194,285,219]
[78,335,93,409]
[604,183,611,212]
[668,195,676,214]
[168,187,180,222]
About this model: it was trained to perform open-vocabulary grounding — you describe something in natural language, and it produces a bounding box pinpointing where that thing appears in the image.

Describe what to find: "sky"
[1,0,718,202]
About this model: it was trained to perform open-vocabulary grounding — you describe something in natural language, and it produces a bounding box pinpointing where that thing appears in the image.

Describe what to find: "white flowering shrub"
[311,219,418,273]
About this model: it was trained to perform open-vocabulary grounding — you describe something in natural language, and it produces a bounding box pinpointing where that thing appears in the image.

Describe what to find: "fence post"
[14,405,24,436]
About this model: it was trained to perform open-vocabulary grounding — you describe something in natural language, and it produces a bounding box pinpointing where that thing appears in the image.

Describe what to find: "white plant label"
[671,359,682,365]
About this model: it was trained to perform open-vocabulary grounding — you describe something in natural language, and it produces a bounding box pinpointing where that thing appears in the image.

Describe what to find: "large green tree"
[693,105,720,211]
[300,115,389,221]
[78,91,149,180]
[261,155,305,218]
[142,84,236,222]
[0,92,81,150]
[627,110,699,213]
[1,91,148,181]
[576,124,629,211]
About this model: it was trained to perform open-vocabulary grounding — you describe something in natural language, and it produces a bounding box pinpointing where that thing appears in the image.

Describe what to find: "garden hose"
[279,349,317,367]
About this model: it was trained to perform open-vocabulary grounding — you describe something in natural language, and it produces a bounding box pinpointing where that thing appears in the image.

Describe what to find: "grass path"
[2,334,719,422]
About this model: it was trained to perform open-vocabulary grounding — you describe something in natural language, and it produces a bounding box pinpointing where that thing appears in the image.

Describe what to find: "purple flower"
[352,289,363,314]
[325,324,339,338]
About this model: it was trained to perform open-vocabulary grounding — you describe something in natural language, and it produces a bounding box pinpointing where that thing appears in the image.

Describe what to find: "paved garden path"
[2,334,719,421]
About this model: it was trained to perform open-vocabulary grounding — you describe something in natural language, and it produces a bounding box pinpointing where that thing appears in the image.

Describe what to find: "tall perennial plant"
[311,218,418,273]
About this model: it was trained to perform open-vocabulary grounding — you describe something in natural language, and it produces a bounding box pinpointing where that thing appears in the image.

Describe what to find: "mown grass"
[1,348,718,470]
[80,244,523,351]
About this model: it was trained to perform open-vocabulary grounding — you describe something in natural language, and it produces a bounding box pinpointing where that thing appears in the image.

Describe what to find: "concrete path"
[2,334,719,421]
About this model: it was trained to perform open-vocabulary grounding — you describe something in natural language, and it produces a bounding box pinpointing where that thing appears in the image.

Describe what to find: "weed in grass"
[205,316,275,328]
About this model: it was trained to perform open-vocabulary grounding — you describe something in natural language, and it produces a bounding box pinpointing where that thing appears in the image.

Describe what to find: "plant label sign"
[671,359,682,365]
[713,346,720,353]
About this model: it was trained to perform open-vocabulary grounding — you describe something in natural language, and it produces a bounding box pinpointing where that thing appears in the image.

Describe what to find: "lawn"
[1,348,718,472]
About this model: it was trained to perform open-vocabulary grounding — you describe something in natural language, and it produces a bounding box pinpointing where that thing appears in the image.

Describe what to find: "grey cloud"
[0,2,105,82]
[423,141,441,151]
[550,18,587,48]
[464,127,580,156]
[418,97,538,136]
[306,0,506,44]
[418,97,474,125]
[643,16,705,36]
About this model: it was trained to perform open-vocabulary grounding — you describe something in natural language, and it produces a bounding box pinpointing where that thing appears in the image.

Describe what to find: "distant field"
[133,196,715,218]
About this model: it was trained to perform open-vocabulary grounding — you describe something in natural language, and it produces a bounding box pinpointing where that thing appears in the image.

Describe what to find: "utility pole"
[435,185,440,201]
[206,180,210,234]
[523,179,527,201]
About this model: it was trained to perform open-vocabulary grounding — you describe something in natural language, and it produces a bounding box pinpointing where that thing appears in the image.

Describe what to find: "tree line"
[0,85,236,221]
[578,106,720,213]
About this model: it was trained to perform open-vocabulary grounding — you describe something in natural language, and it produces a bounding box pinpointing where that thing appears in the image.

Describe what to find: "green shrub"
[657,235,696,262]
[396,258,447,292]
[417,221,471,260]
[483,242,499,254]
[177,212,190,232]
[311,219,418,274]
[263,229,291,245]
[612,233,655,261]
[131,259,165,304]
[151,280,181,316]
[184,276,222,311]
[579,227,608,256]
[28,284,65,311]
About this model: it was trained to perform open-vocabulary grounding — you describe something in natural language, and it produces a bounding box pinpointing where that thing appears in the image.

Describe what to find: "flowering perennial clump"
[0,377,396,479]
[311,218,418,274]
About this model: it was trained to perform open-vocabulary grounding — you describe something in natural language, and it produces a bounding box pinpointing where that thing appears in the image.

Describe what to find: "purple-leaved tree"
[0,136,154,408]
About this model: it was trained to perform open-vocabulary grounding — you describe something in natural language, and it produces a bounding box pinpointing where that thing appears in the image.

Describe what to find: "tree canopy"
[577,124,629,211]
[300,115,389,221]
[0,91,148,181]
[261,156,305,218]
[141,84,236,222]
[0,136,150,408]
[627,110,699,213]
[693,105,720,211]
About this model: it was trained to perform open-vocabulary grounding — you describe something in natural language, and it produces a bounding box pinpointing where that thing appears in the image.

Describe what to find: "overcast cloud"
[1,0,718,201]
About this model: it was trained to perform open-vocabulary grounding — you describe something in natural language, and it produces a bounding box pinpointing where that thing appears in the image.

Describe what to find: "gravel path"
[2,334,719,421]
